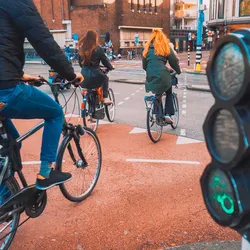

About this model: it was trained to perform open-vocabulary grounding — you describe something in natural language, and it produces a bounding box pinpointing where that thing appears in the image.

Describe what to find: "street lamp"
[201,28,250,246]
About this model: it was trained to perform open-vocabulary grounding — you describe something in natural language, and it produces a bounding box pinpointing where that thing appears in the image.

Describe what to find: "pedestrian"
[64,45,71,61]
[78,30,114,104]
[0,0,84,193]
[142,28,181,124]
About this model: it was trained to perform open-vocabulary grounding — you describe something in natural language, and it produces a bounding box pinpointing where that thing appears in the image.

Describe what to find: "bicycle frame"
[0,82,87,214]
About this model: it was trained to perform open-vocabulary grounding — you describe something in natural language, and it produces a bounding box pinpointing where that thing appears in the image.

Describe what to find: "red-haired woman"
[78,30,114,104]
[142,28,181,124]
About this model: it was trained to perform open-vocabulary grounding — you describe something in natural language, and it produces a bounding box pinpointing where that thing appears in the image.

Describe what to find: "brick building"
[29,0,170,53]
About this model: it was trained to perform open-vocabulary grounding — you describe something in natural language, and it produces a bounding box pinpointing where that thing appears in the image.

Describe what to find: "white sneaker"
[103,98,113,105]
[164,115,174,124]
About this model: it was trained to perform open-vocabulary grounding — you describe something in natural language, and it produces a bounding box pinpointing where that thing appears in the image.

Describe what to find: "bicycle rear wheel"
[146,102,163,143]
[83,101,99,132]
[171,93,179,129]
[105,88,116,122]
[0,177,20,250]
[57,127,102,202]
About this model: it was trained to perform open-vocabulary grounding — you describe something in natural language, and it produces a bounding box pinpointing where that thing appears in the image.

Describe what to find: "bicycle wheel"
[171,93,179,129]
[57,127,102,202]
[0,177,20,250]
[83,101,99,132]
[146,102,163,143]
[105,88,116,122]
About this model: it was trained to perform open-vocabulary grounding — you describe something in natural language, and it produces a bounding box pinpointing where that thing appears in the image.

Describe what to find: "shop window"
[239,0,250,16]
[218,0,225,19]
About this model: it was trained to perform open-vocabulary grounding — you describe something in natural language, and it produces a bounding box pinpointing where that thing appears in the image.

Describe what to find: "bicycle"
[81,67,116,132]
[144,72,179,143]
[0,78,102,250]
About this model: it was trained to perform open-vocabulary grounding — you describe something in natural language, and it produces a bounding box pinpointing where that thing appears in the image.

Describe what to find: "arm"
[98,46,114,70]
[142,56,147,71]
[168,48,181,75]
[6,0,76,81]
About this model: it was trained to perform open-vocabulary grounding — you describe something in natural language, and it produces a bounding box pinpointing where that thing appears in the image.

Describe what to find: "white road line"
[114,92,120,95]
[140,87,143,90]
[65,113,80,118]
[182,110,187,115]
[118,102,124,106]
[22,161,40,165]
[126,158,200,165]
[183,95,186,99]
[180,129,186,136]
[131,93,135,96]
[182,99,186,103]
[124,97,131,101]
[136,90,140,93]
[182,104,187,109]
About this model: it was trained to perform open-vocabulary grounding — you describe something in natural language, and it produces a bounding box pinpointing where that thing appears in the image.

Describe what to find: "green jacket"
[142,44,181,94]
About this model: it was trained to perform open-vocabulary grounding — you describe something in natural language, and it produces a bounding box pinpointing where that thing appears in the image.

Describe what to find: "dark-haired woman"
[78,30,114,104]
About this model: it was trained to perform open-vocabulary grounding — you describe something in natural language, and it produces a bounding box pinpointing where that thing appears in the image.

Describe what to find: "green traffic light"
[207,169,237,222]
[210,175,235,215]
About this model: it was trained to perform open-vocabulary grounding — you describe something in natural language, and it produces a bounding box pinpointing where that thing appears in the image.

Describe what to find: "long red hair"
[78,30,98,64]
[143,28,171,58]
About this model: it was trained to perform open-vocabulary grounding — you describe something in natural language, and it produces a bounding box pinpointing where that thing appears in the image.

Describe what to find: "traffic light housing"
[201,28,250,241]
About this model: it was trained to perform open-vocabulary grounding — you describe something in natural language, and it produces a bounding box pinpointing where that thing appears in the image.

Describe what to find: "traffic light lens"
[213,43,245,100]
[207,169,238,222]
[211,109,239,163]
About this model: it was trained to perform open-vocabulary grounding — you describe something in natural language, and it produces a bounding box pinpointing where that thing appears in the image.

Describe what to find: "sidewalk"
[167,241,241,250]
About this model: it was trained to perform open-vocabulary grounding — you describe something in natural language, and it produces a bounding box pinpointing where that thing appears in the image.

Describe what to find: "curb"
[114,79,145,84]
[186,84,210,92]
[183,69,206,75]
[165,241,241,250]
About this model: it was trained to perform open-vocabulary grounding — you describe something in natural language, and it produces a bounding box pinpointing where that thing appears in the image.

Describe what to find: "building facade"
[29,0,170,53]
[208,0,250,37]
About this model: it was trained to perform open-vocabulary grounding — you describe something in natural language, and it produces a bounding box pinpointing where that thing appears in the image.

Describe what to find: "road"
[24,60,213,141]
[12,61,239,250]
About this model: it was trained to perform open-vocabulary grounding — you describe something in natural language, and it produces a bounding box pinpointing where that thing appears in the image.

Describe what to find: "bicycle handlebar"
[23,76,82,87]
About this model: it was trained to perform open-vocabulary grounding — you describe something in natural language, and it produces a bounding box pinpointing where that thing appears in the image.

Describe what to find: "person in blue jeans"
[0,0,84,199]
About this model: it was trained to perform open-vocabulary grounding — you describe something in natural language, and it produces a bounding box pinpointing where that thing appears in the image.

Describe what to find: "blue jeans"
[0,83,64,162]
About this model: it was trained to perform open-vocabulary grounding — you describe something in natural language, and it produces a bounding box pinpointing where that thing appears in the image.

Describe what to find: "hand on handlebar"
[73,73,84,85]
[21,74,40,83]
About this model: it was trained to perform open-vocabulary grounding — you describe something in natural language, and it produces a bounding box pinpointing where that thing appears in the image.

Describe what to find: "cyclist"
[0,0,84,194]
[142,28,181,124]
[78,30,114,105]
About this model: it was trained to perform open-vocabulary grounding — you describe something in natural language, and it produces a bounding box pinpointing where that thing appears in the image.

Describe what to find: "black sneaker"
[36,170,72,190]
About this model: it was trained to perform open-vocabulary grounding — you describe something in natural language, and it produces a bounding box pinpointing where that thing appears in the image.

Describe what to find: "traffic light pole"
[195,0,204,72]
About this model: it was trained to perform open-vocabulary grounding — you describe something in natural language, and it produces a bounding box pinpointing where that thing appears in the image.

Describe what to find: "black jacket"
[79,45,113,70]
[0,0,76,88]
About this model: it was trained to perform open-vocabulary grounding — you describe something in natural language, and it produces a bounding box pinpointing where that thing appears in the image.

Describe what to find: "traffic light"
[201,28,250,241]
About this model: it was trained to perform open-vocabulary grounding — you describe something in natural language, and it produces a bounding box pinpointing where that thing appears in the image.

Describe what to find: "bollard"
[188,45,190,66]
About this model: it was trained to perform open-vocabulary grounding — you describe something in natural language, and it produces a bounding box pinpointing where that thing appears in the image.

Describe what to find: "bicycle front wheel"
[146,103,163,143]
[0,177,20,250]
[57,127,102,202]
[105,88,116,122]
[171,93,179,129]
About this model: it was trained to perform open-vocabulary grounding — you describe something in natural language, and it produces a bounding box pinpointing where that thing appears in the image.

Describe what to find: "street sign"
[188,33,192,41]
[72,33,79,41]
[201,28,250,243]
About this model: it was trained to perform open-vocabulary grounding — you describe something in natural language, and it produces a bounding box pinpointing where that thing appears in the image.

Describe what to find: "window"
[210,0,217,20]
[218,0,225,19]
[239,0,250,17]
[232,0,236,16]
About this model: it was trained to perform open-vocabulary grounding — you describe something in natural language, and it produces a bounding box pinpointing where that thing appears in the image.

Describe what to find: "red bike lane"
[10,119,239,250]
